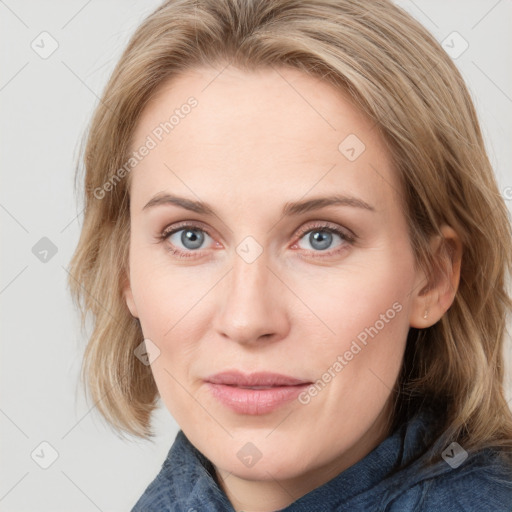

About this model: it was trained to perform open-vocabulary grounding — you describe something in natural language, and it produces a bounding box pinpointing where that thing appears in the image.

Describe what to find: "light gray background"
[1,1,511,510]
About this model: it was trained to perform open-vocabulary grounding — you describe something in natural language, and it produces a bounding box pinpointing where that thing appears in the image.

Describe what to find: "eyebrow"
[142,192,375,215]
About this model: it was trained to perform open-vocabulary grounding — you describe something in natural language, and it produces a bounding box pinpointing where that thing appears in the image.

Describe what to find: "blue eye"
[159,222,355,259]
[166,227,212,251]
[298,229,340,251]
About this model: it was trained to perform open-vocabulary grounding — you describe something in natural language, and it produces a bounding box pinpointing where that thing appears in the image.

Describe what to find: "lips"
[204,371,311,415]
[205,371,309,387]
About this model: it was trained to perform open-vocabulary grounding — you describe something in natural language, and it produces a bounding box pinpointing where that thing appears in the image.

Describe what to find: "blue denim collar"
[131,407,512,511]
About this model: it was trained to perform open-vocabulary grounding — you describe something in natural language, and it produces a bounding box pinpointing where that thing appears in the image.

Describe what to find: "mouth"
[204,371,312,415]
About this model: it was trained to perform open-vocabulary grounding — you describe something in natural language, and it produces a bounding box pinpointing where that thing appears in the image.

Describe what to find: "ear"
[121,268,139,319]
[409,225,462,328]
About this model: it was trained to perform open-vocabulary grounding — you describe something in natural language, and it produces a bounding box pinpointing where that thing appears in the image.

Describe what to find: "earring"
[423,310,428,319]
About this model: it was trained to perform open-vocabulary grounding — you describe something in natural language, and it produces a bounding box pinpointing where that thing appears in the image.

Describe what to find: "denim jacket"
[131,408,512,511]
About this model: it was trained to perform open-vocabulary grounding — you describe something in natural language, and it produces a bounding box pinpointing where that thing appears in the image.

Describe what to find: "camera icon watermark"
[237,442,262,468]
[31,441,59,469]
[338,134,366,162]
[236,236,263,264]
[442,441,468,469]
[30,31,59,59]
[32,237,58,263]
[441,31,469,59]
[134,338,161,365]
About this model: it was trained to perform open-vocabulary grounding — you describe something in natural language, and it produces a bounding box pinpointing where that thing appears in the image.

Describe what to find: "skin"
[123,64,462,511]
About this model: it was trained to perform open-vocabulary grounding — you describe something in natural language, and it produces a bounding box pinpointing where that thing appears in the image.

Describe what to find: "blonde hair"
[68,0,512,463]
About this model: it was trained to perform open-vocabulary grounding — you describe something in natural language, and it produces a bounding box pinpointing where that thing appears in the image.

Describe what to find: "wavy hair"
[68,0,512,464]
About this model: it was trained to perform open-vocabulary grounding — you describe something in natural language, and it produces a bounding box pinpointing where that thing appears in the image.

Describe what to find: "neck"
[214,400,394,512]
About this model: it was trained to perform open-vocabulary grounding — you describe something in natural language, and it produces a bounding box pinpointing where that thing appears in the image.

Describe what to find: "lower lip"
[206,383,310,415]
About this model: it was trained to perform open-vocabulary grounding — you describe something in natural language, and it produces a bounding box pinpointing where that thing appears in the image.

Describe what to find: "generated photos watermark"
[94,96,198,200]
[298,301,403,405]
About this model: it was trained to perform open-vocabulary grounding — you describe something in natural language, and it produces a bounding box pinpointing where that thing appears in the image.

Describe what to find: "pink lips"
[204,371,311,415]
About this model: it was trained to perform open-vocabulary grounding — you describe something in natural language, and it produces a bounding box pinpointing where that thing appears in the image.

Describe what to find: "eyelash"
[157,221,356,259]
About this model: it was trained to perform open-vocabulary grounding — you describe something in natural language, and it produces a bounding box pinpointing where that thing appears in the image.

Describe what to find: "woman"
[68,0,512,510]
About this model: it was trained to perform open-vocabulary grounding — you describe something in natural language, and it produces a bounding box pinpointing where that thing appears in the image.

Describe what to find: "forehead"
[128,65,401,214]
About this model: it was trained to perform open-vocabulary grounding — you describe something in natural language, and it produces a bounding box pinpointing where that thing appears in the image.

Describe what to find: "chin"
[218,454,312,483]
[194,432,318,481]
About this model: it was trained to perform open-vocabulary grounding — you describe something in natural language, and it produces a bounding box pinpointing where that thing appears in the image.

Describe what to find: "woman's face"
[124,65,427,494]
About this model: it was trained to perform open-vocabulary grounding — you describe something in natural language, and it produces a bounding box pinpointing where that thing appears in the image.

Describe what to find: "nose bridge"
[231,251,269,302]
[213,247,288,344]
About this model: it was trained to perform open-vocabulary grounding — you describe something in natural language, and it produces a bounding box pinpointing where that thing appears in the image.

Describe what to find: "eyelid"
[293,221,356,243]
[161,220,355,241]
[161,220,217,240]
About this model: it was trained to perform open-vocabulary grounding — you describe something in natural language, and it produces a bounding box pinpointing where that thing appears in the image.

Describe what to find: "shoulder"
[130,430,232,512]
[130,469,176,511]
[388,449,512,512]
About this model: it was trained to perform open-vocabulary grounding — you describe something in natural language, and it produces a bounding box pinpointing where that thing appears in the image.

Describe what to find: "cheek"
[291,263,411,435]
[292,253,413,344]
[129,252,218,393]
[129,244,204,336]
[289,250,414,407]
[129,260,205,415]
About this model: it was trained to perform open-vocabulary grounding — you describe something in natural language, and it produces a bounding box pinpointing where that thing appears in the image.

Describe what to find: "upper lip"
[205,371,310,387]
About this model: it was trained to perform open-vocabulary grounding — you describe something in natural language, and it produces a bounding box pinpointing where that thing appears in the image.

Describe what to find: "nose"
[212,252,290,345]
